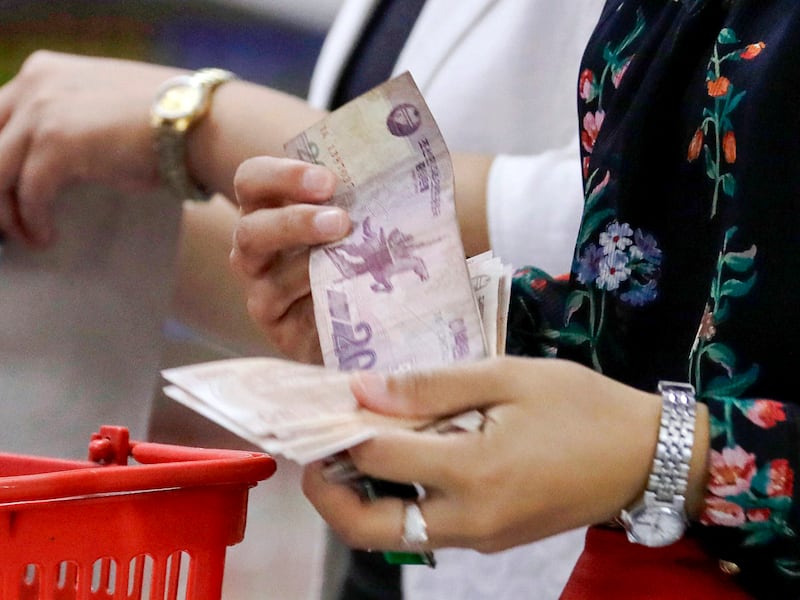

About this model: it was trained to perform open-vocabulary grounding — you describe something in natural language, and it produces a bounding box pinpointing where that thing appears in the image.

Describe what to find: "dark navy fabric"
[330,0,427,110]
[509,2,800,597]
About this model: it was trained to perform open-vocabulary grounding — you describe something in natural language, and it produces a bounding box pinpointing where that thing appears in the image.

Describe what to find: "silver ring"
[402,501,429,550]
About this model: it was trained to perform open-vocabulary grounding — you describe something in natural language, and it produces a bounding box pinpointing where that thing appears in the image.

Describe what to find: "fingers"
[304,458,489,551]
[0,52,83,246]
[230,157,348,363]
[234,156,338,214]
[15,138,68,246]
[303,461,462,551]
[239,248,312,315]
[303,461,405,550]
[0,70,20,133]
[231,203,350,276]
[350,357,521,419]
[245,281,323,363]
[347,427,480,491]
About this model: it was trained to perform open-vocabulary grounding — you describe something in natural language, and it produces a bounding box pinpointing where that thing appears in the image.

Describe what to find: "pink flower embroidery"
[767,459,794,497]
[701,497,746,527]
[581,110,605,153]
[611,57,632,88]
[746,400,787,429]
[579,69,598,102]
[746,508,771,522]
[707,446,757,497]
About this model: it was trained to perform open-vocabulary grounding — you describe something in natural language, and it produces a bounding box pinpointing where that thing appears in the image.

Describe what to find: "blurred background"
[0,1,344,598]
[0,0,341,93]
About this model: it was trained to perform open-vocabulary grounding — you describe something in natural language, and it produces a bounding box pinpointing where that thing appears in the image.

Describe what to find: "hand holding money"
[172,72,509,464]
[170,73,511,567]
[230,156,343,365]
[285,72,490,373]
[162,356,485,465]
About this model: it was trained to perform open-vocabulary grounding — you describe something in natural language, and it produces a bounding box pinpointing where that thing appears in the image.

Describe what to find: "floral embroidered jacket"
[507,1,800,596]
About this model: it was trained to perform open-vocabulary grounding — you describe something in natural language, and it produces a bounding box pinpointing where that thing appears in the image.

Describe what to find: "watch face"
[628,505,686,547]
[154,82,204,120]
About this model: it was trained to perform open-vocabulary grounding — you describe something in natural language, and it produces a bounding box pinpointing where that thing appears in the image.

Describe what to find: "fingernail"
[313,208,348,238]
[351,371,390,409]
[303,166,335,195]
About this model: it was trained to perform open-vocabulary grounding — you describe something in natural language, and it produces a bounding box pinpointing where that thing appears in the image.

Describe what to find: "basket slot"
[165,551,190,600]
[90,557,116,597]
[20,564,39,600]
[56,561,79,599]
[127,554,153,600]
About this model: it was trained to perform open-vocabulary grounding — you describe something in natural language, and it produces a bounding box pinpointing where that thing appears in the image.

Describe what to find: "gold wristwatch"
[150,68,237,201]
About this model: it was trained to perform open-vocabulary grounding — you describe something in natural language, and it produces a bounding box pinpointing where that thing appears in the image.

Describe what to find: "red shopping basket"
[0,425,276,600]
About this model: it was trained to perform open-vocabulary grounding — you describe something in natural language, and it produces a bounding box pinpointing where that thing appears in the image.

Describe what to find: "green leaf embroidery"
[703,343,737,377]
[721,172,736,197]
[558,322,592,345]
[703,364,760,400]
[718,28,740,44]
[723,245,757,272]
[720,272,757,299]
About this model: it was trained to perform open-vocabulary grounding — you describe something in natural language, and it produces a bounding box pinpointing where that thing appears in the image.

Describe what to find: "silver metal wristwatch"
[618,381,697,547]
[150,68,237,201]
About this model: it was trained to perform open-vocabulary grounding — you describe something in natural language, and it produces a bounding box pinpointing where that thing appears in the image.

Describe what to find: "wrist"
[618,381,699,547]
[150,68,238,201]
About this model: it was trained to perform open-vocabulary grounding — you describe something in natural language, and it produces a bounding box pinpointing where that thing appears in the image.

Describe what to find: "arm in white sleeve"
[487,134,585,276]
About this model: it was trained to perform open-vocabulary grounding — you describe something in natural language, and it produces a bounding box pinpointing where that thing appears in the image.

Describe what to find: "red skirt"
[560,526,753,599]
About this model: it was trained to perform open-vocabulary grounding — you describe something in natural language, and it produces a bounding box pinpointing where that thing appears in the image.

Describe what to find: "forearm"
[172,196,281,356]
[186,79,326,202]
[452,152,492,257]
[191,88,494,257]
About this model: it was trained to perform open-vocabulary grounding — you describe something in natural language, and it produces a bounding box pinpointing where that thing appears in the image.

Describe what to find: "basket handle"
[89,426,267,466]
[0,426,277,504]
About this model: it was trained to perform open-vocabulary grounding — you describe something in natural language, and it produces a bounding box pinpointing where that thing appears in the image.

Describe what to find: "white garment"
[310,0,603,275]
[309,1,604,598]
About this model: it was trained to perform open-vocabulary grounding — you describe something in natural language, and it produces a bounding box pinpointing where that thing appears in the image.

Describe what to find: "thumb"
[349,358,510,420]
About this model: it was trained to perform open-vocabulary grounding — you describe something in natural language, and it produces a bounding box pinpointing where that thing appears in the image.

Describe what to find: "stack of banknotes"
[162,72,511,465]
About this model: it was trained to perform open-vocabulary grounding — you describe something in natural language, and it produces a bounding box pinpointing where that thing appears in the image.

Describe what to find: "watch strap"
[650,381,696,508]
[617,381,697,546]
[155,128,209,201]
[152,68,237,201]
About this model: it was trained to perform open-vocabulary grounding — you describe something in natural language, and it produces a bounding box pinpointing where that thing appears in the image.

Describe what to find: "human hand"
[0,50,184,246]
[230,156,349,364]
[303,357,665,553]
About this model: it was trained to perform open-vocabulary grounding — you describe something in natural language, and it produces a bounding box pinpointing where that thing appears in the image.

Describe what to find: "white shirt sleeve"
[487,134,585,277]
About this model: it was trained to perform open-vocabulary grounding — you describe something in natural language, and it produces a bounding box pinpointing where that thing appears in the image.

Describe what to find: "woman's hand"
[230,156,350,364]
[0,50,186,246]
[303,357,666,553]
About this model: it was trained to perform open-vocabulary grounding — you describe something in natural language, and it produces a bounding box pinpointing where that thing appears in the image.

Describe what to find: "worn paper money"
[163,356,468,464]
[285,72,488,373]
[163,74,509,466]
